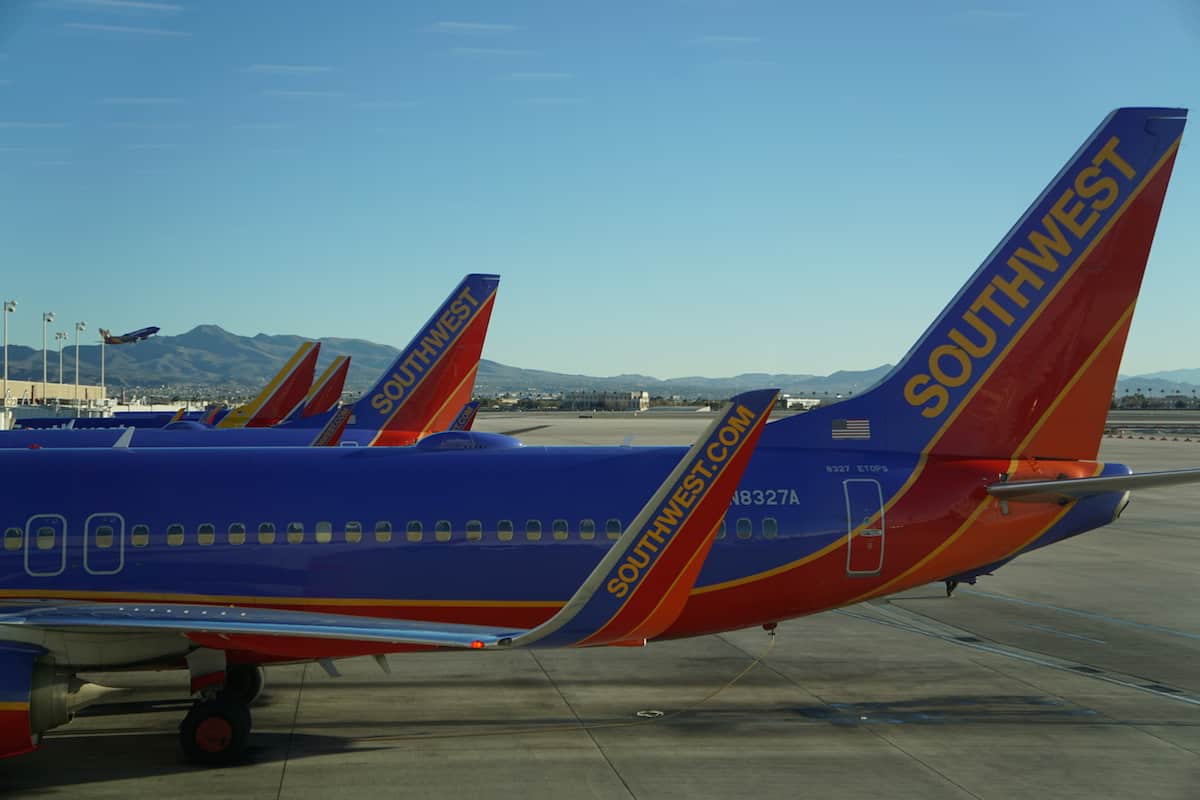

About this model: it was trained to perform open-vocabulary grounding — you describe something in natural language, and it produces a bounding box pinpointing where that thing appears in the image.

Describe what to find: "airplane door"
[84,513,125,576]
[843,479,885,576]
[24,514,67,577]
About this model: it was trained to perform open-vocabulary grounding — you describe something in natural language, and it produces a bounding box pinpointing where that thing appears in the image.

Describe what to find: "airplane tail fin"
[763,107,1187,460]
[349,274,500,446]
[216,342,321,429]
[279,355,351,425]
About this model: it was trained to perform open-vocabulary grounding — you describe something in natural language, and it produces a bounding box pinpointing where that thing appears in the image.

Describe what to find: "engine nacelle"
[0,642,72,759]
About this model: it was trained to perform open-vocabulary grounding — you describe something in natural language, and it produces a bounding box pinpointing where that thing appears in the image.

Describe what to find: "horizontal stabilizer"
[987,467,1200,502]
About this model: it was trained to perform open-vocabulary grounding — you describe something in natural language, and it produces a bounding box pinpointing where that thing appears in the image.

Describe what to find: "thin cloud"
[354,100,415,110]
[428,21,522,34]
[690,35,760,46]
[64,0,182,10]
[64,22,190,36]
[101,96,183,104]
[507,72,571,80]
[105,121,190,129]
[247,64,332,75]
[262,89,343,98]
[452,47,530,56]
[0,121,66,128]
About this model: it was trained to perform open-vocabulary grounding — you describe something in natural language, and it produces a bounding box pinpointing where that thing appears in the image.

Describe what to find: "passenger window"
[345,521,362,544]
[466,520,482,542]
[606,519,622,540]
[526,520,542,541]
[287,522,304,544]
[406,521,423,543]
[716,517,726,540]
[315,521,332,544]
[497,520,513,542]
[435,520,452,543]
[258,522,276,545]
[94,525,115,549]
[375,521,392,543]
[228,523,246,546]
[4,527,22,551]
[579,519,596,541]
[763,517,778,540]
[552,519,569,541]
[36,526,55,550]
[197,523,215,546]
[736,518,752,540]
[167,524,185,547]
[131,524,150,548]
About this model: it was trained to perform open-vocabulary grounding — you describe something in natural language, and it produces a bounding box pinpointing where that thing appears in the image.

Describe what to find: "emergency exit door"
[843,479,885,575]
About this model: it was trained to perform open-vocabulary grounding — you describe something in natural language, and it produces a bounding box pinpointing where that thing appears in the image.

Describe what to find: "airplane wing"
[987,468,1200,502]
[0,389,777,653]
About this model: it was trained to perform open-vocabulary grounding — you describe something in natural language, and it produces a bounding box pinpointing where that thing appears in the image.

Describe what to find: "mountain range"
[1,325,1195,399]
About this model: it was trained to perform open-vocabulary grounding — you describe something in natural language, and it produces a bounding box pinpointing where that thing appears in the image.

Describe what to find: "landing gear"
[179,697,251,765]
[945,579,959,597]
[221,664,266,706]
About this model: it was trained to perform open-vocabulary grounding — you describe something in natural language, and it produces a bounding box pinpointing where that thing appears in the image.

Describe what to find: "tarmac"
[2,415,1198,799]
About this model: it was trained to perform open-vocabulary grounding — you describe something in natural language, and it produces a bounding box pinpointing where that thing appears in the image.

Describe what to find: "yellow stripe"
[416,363,480,441]
[692,134,1181,597]
[217,342,317,429]
[304,356,348,405]
[0,702,29,712]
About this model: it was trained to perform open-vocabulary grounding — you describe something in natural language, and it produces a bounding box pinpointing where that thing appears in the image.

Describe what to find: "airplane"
[0,274,501,448]
[275,355,351,425]
[12,342,322,432]
[0,107,1191,765]
[98,326,160,345]
[214,341,321,429]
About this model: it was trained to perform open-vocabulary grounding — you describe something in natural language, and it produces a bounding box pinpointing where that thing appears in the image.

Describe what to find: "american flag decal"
[831,418,871,440]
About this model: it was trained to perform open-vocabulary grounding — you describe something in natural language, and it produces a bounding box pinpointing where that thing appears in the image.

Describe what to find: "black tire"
[179,698,252,766]
[222,664,266,706]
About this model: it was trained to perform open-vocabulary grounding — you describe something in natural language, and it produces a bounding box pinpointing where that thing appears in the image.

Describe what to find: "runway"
[2,416,1198,799]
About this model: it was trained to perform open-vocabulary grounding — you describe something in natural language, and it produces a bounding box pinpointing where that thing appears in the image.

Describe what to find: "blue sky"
[1,0,1198,379]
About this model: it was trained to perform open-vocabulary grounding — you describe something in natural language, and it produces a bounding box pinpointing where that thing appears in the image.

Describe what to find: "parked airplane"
[214,341,321,429]
[0,107,1191,765]
[98,326,159,345]
[0,274,500,448]
[276,355,351,425]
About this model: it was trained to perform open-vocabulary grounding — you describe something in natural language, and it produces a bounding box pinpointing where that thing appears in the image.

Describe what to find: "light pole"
[41,312,54,406]
[74,321,86,407]
[2,300,15,408]
[55,331,67,384]
[100,333,105,399]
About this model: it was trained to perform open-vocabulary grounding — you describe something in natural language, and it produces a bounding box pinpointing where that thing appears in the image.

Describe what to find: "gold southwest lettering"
[368,288,485,415]
[948,311,996,359]
[605,406,758,598]
[1075,166,1118,210]
[992,259,1045,308]
[903,135,1138,420]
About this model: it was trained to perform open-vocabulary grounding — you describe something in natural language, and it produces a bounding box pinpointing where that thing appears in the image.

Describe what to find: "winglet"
[446,400,480,432]
[310,405,355,447]
[112,427,135,448]
[502,389,778,649]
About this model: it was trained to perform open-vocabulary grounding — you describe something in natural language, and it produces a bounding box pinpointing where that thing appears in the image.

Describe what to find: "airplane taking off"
[0,108,1192,765]
[98,326,159,345]
[0,274,500,448]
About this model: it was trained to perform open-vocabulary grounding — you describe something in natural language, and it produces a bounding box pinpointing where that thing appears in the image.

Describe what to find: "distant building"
[784,396,821,410]
[561,390,649,412]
